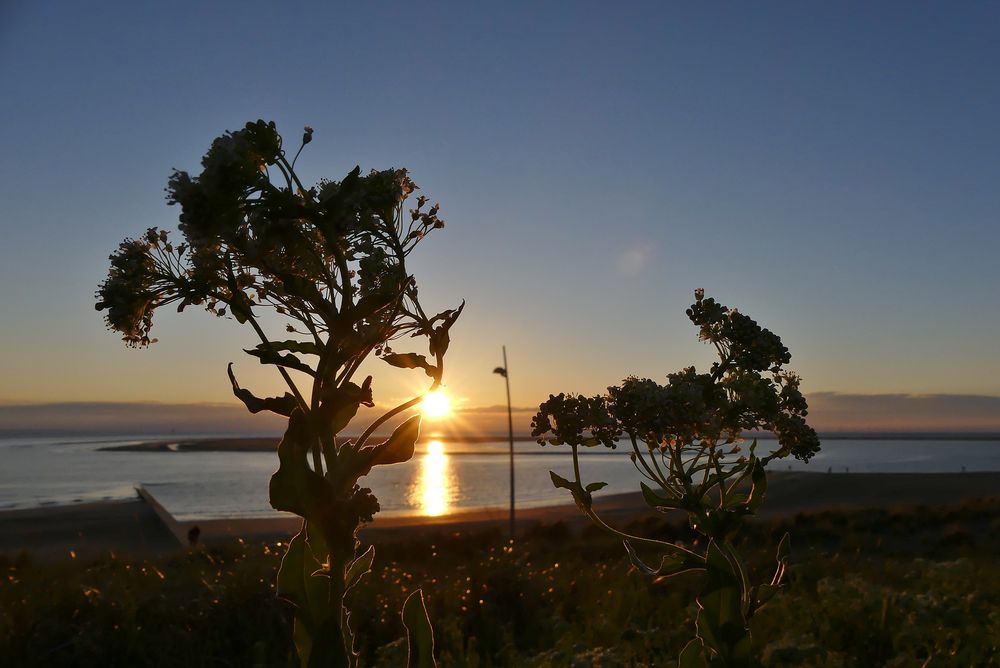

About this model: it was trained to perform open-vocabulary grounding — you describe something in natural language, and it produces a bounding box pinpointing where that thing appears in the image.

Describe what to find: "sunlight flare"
[420,390,452,419]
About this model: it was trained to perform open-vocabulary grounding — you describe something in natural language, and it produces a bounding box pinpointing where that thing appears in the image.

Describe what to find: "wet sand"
[2,471,999,561]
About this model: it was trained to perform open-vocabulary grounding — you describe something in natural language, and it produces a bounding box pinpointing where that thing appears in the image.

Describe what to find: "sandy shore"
[2,471,999,561]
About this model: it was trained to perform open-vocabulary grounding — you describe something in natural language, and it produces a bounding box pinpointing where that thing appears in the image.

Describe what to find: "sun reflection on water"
[412,439,453,516]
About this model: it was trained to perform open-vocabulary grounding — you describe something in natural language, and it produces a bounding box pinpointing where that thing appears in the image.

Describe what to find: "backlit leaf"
[402,589,437,668]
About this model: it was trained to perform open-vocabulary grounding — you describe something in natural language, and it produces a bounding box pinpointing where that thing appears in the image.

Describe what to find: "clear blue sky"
[1,1,998,424]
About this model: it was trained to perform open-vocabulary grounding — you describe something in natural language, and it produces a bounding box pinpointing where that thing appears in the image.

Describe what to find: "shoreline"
[3,471,1000,561]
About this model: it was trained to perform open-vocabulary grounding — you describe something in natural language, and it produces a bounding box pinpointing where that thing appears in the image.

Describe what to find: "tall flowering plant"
[532,290,820,667]
[97,121,461,667]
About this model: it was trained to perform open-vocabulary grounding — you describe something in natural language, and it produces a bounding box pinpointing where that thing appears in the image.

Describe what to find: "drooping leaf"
[427,300,464,358]
[402,589,437,668]
[382,352,438,378]
[254,340,321,356]
[228,363,297,416]
[245,347,316,376]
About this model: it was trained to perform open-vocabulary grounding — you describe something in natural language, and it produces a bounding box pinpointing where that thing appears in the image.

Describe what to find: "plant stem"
[569,445,702,560]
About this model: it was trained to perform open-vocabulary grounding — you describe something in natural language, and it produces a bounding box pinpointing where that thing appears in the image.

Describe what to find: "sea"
[2,435,999,521]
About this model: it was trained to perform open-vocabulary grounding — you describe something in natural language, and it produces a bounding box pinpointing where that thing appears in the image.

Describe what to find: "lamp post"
[493,346,515,540]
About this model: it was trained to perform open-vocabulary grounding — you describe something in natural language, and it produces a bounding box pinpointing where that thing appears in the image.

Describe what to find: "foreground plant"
[531,290,820,667]
[97,120,461,667]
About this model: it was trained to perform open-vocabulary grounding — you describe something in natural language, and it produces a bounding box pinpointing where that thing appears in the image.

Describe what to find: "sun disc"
[421,390,451,419]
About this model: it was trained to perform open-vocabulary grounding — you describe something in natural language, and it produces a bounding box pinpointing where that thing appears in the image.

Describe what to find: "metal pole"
[503,346,515,541]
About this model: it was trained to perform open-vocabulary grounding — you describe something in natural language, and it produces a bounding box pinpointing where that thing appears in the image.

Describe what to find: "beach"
[3,470,999,562]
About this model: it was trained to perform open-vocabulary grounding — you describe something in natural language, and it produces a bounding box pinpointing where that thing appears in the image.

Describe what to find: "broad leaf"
[269,410,334,520]
[402,589,437,668]
[696,540,751,663]
[276,529,330,622]
[368,415,421,467]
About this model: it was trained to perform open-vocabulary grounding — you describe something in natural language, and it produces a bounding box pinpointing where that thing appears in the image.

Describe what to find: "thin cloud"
[618,246,652,276]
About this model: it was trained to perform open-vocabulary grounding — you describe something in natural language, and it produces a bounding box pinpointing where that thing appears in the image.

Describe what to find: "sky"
[1,2,999,433]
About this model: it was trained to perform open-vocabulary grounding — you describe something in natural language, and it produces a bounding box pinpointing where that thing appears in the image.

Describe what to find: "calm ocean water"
[1,435,999,521]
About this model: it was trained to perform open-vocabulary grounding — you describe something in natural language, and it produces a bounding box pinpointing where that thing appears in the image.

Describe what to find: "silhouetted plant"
[531,290,820,667]
[97,120,461,667]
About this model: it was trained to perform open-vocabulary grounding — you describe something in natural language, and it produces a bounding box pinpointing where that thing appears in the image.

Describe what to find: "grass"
[2,499,999,667]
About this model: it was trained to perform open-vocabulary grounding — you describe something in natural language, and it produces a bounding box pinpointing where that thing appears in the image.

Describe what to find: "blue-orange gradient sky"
[1,2,998,433]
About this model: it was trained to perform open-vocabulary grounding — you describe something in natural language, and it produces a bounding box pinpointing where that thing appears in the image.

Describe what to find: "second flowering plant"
[532,290,820,667]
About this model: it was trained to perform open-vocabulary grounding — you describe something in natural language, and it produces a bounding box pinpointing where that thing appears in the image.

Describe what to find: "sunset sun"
[420,390,451,419]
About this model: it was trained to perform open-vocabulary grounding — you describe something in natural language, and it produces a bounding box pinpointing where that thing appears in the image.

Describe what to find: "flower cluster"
[94,238,160,346]
[97,121,451,359]
[531,393,619,448]
[532,292,820,462]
